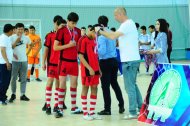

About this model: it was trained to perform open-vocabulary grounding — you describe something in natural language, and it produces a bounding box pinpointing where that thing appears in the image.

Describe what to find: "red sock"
[81,95,88,115]
[58,88,65,109]
[54,88,59,107]
[46,86,52,107]
[70,87,77,111]
[90,95,97,115]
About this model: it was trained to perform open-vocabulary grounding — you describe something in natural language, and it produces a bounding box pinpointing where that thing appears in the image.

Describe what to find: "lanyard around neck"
[67,26,75,40]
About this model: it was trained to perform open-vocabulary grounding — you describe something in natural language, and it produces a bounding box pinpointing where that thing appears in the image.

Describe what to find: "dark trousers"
[116,49,122,74]
[0,64,11,102]
[99,58,124,111]
[167,48,172,63]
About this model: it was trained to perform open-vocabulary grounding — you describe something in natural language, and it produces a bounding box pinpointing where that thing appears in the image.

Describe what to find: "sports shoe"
[71,107,83,114]
[63,103,67,109]
[119,107,125,114]
[20,95,30,101]
[54,109,63,118]
[97,110,111,115]
[83,114,93,121]
[53,106,59,112]
[1,100,8,105]
[27,78,30,82]
[36,78,42,82]
[2,101,7,105]
[9,94,16,103]
[42,103,47,111]
[91,113,102,120]
[123,114,138,120]
[46,107,51,115]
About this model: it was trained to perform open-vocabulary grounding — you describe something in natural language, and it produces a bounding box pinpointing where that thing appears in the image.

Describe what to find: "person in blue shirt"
[146,18,169,64]
[97,15,125,115]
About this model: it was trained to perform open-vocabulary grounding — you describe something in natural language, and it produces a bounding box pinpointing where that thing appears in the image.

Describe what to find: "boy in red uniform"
[42,16,67,115]
[54,12,82,118]
[78,25,102,121]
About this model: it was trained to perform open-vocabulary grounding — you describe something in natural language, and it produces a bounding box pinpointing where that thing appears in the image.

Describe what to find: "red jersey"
[55,26,81,62]
[78,35,100,77]
[44,31,60,66]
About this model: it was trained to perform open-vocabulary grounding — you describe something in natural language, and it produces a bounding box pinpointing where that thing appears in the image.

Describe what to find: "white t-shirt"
[10,34,31,62]
[150,31,155,46]
[117,19,140,62]
[0,34,13,64]
[139,33,151,50]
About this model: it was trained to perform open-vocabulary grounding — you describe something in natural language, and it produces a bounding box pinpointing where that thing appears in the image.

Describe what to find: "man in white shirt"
[0,24,14,105]
[148,25,156,73]
[9,23,32,103]
[95,7,143,119]
[148,25,156,49]
[139,26,152,74]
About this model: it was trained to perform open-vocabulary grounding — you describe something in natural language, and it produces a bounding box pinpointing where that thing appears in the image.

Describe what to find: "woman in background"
[146,18,169,64]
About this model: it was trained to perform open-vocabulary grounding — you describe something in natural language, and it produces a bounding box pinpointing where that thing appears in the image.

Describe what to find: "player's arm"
[33,38,42,57]
[78,54,95,76]
[42,46,49,71]
[26,37,33,56]
[53,40,75,51]
[26,46,32,56]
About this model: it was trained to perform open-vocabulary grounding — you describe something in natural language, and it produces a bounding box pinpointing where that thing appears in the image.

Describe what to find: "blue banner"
[138,63,190,126]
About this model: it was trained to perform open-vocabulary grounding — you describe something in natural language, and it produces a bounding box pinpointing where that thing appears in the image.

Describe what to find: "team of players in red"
[42,12,102,120]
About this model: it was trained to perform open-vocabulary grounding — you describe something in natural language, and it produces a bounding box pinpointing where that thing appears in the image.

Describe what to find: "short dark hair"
[67,12,79,22]
[53,15,62,23]
[57,18,66,26]
[29,25,35,30]
[167,22,170,28]
[110,27,116,32]
[148,25,155,29]
[3,24,14,33]
[81,27,86,30]
[15,23,24,29]
[98,15,108,27]
[135,23,140,29]
[24,28,28,31]
[88,25,92,28]
[140,26,146,31]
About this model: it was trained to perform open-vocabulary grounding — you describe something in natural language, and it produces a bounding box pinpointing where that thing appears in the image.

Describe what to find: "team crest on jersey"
[49,70,55,75]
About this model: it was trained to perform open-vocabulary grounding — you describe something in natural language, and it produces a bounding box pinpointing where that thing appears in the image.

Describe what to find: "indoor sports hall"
[0,0,190,126]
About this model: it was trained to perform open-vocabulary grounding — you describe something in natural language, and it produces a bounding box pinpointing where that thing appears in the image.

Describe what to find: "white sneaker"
[71,107,83,114]
[91,113,102,120]
[83,115,93,121]
[123,114,138,120]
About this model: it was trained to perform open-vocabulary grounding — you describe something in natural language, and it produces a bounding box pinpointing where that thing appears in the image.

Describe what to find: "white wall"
[0,0,188,6]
